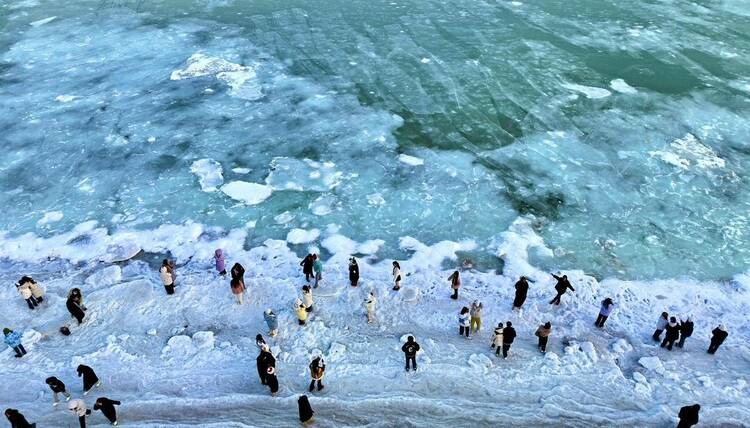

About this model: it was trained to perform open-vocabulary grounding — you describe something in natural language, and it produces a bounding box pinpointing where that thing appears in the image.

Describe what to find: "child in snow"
[458,307,471,338]
[46,376,71,406]
[513,276,529,310]
[302,285,314,312]
[491,323,504,355]
[502,322,516,358]
[160,259,175,295]
[298,395,315,424]
[4,408,33,428]
[349,257,359,287]
[708,325,728,354]
[402,336,420,371]
[313,255,323,288]
[255,334,266,350]
[448,270,461,299]
[300,254,314,283]
[17,276,44,309]
[68,398,91,428]
[653,312,669,341]
[308,356,326,392]
[677,404,700,428]
[392,261,402,291]
[3,328,26,358]
[549,274,575,305]
[470,300,483,334]
[214,249,226,277]
[294,299,308,325]
[264,309,278,337]
[230,277,245,305]
[595,298,615,328]
[661,317,680,351]
[77,365,101,395]
[677,316,694,349]
[535,322,552,353]
[93,397,120,426]
[266,366,279,395]
[364,292,376,324]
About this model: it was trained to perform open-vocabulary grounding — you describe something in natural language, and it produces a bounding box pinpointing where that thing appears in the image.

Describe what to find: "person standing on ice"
[313,254,324,288]
[300,254,314,283]
[308,356,326,392]
[595,298,615,328]
[17,276,44,309]
[230,277,245,305]
[298,395,315,423]
[256,344,276,386]
[214,249,226,277]
[535,322,552,353]
[349,257,360,287]
[46,377,71,406]
[677,316,693,349]
[4,408,34,428]
[661,317,680,351]
[160,259,176,295]
[3,328,26,358]
[707,325,728,354]
[458,307,471,339]
[392,261,402,291]
[490,323,504,355]
[302,285,314,312]
[501,321,516,358]
[68,398,91,428]
[677,404,700,428]
[93,397,120,426]
[66,290,86,325]
[364,292,376,323]
[16,279,38,310]
[653,312,669,341]
[69,288,87,311]
[402,336,420,371]
[470,300,483,334]
[77,365,101,395]
[512,276,529,310]
[264,309,278,337]
[231,262,245,284]
[549,274,575,305]
[294,299,308,325]
[447,270,461,299]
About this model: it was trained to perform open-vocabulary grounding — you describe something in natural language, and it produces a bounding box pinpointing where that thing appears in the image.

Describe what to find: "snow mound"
[190,159,224,192]
[468,353,493,372]
[221,181,273,205]
[638,356,665,375]
[171,53,263,100]
[162,331,216,358]
[286,228,320,244]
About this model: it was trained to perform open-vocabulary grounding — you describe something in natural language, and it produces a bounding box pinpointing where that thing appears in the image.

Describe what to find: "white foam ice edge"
[610,78,637,94]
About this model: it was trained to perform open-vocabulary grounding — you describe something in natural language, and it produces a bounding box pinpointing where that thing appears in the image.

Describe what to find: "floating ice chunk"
[171,53,262,100]
[610,79,637,94]
[367,193,386,206]
[221,181,272,205]
[190,159,224,192]
[398,154,424,166]
[420,58,431,64]
[287,228,320,244]
[563,83,611,99]
[649,133,725,171]
[30,16,57,27]
[147,136,157,143]
[266,157,344,192]
[231,167,251,174]
[358,239,384,255]
[310,195,334,216]
[510,1,523,5]
[103,242,141,263]
[37,211,63,226]
[274,211,294,224]
[638,356,665,374]
[322,235,357,255]
[55,95,77,103]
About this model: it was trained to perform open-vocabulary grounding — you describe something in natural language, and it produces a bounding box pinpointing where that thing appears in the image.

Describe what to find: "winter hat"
[265,308,273,315]
[2,328,10,335]
[718,324,727,331]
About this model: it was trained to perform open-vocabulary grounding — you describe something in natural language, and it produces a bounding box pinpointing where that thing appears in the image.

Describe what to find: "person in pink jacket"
[214,249,226,277]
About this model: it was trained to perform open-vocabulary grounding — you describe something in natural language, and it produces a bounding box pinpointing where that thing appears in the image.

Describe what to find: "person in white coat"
[302,285,314,313]
[159,259,176,295]
[68,398,91,428]
[364,292,376,324]
[490,323,504,355]
[16,277,40,310]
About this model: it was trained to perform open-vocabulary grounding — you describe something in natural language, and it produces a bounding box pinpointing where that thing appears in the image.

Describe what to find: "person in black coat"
[66,295,86,325]
[502,321,517,358]
[46,376,71,405]
[266,366,279,395]
[93,397,120,425]
[677,317,694,349]
[4,408,34,428]
[513,276,529,309]
[256,346,276,385]
[300,254,314,283]
[298,395,314,423]
[549,274,575,305]
[661,317,680,351]
[401,336,420,372]
[77,365,100,394]
[708,325,728,354]
[348,257,359,287]
[676,404,700,428]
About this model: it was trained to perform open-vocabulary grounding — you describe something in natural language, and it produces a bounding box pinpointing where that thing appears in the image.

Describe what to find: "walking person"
[512,276,529,310]
[402,336,420,371]
[45,377,71,406]
[653,312,669,341]
[677,316,693,349]
[93,397,120,426]
[68,399,91,428]
[77,365,101,395]
[230,277,245,305]
[349,257,360,287]
[302,285,314,312]
[4,409,34,428]
[3,328,26,358]
[458,307,471,339]
[313,255,323,288]
[263,309,278,337]
[214,249,226,277]
[364,292,376,324]
[661,317,680,351]
[308,356,326,392]
[535,322,552,353]
[298,395,315,424]
[501,321,516,359]
[595,298,615,328]
[294,299,308,325]
[392,261,402,291]
[549,273,575,305]
[300,254,314,283]
[160,259,176,295]
[448,270,461,299]
[491,323,504,356]
[470,300,483,334]
[707,325,728,354]
[677,404,700,428]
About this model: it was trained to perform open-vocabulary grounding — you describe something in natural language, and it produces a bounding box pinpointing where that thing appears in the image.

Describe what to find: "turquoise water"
[0,0,749,280]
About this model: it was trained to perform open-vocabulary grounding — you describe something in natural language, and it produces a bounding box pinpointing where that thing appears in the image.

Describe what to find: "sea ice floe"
[221,181,273,205]
[190,159,224,192]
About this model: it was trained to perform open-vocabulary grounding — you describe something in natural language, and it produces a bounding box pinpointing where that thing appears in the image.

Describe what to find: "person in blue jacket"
[264,309,278,337]
[3,328,26,358]
[313,255,323,288]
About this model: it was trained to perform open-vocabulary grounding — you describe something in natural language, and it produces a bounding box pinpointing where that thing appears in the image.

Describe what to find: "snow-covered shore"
[0,218,748,427]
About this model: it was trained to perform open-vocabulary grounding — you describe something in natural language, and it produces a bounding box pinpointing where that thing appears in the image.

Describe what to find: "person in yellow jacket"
[294,298,308,325]
[364,292,376,324]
